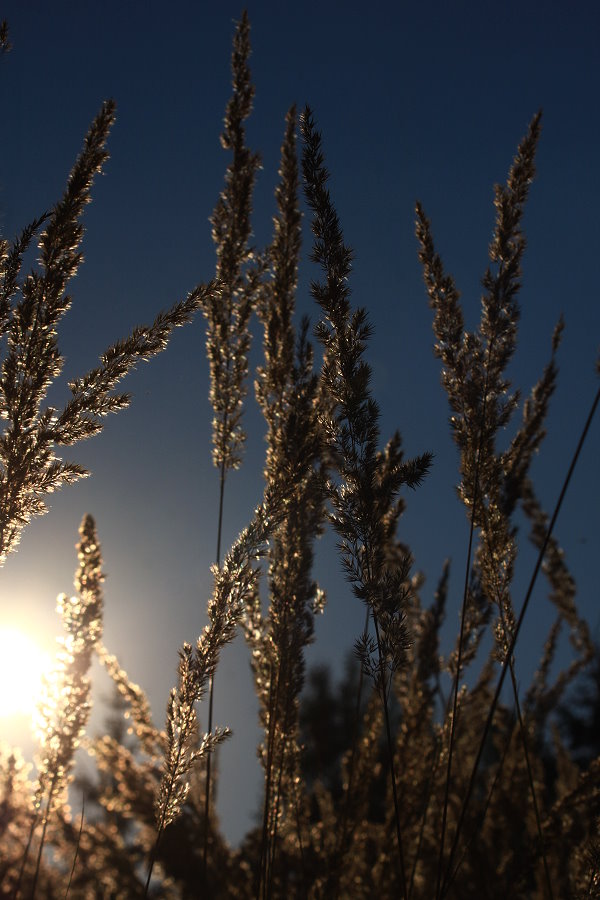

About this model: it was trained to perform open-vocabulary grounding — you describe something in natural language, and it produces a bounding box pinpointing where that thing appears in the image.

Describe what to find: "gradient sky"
[1,0,599,844]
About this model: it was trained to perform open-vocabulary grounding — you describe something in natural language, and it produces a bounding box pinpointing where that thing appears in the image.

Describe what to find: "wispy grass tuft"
[0,99,215,566]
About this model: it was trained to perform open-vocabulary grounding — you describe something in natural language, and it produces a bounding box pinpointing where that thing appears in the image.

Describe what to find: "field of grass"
[0,13,599,899]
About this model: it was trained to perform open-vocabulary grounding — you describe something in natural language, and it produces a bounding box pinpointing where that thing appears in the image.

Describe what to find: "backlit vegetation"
[1,14,599,899]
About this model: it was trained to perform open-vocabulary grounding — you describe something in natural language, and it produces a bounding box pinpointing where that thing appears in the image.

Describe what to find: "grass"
[1,13,599,899]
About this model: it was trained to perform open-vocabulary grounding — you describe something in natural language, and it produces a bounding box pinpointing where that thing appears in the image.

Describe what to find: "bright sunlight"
[0,628,51,719]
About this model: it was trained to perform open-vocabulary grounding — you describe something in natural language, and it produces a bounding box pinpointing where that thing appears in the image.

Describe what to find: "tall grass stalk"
[64,792,84,899]
[200,12,260,877]
[251,105,325,899]
[301,105,432,900]
[15,515,103,898]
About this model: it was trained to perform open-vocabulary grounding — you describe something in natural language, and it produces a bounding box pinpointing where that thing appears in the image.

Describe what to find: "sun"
[0,627,52,719]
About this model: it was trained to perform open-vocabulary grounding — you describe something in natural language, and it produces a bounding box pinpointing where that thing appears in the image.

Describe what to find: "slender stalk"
[14,810,39,899]
[292,787,308,892]
[202,455,227,876]
[266,675,294,900]
[144,829,163,898]
[259,601,288,897]
[373,612,408,900]
[507,662,553,897]
[65,793,85,899]
[201,11,258,878]
[435,386,487,900]
[215,458,227,566]
[332,607,370,900]
[257,672,277,900]
[481,503,554,898]
[145,714,190,898]
[476,496,555,898]
[31,773,58,899]
[265,635,300,899]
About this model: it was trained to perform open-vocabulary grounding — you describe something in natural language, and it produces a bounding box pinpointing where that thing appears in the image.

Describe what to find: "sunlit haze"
[0,628,51,720]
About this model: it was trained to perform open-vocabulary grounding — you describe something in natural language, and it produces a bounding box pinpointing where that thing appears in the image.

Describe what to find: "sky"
[0,0,599,845]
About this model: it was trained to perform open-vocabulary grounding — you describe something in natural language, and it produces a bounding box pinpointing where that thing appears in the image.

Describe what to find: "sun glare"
[0,628,52,719]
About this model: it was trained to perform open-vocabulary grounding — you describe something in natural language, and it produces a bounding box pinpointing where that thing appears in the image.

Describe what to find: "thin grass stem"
[266,683,293,900]
[373,611,408,900]
[31,773,58,900]
[145,700,193,897]
[507,663,554,897]
[257,670,277,900]
[14,810,39,900]
[435,388,487,900]
[64,792,85,899]
[202,455,227,879]
[477,499,555,898]
[332,606,369,899]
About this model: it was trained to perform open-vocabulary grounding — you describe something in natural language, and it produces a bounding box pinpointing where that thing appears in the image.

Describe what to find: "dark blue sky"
[1,1,599,844]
